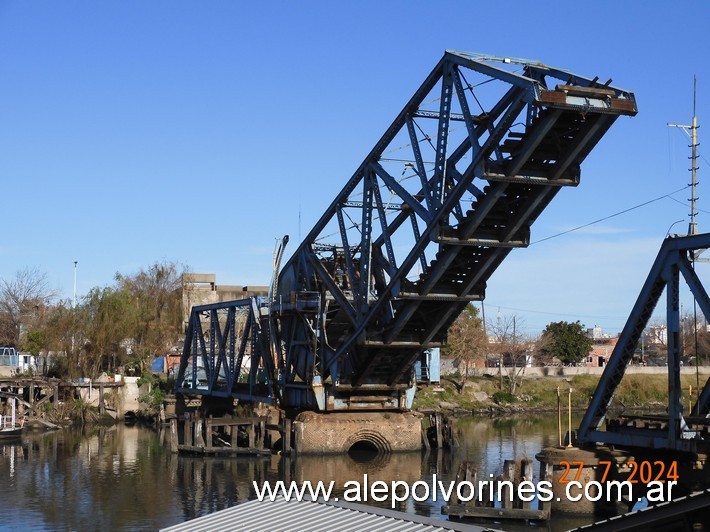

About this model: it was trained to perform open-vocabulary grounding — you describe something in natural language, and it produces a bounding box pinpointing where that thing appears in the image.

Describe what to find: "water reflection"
[455,414,566,478]
[0,415,592,531]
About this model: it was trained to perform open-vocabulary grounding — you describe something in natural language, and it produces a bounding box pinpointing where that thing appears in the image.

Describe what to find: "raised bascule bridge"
[175,50,637,454]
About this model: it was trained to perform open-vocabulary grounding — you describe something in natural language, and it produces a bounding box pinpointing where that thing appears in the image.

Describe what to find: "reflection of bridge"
[176,50,636,414]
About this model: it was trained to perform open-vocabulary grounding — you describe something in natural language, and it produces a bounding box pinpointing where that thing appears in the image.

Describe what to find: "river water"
[1,414,594,531]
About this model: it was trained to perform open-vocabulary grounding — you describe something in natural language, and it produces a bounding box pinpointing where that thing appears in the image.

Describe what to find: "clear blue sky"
[1,1,708,335]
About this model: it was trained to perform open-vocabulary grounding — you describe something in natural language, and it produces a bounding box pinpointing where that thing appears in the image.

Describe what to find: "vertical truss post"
[358,171,374,316]
[666,261,682,447]
[578,234,710,452]
[432,63,454,208]
[177,52,637,412]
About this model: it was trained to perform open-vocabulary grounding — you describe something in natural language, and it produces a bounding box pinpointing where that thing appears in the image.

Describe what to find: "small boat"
[0,398,24,439]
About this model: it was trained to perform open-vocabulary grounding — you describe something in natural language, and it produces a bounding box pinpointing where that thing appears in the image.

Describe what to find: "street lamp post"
[72,261,78,356]
[73,261,78,308]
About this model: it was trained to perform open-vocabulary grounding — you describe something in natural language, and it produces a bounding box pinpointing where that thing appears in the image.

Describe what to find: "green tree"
[80,286,136,377]
[22,329,45,355]
[539,321,592,365]
[115,261,185,372]
[35,260,188,379]
[43,301,81,377]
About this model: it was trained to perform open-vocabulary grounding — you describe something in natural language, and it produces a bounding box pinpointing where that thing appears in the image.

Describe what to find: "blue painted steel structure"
[178,298,276,404]
[176,50,636,411]
[415,348,441,384]
[577,233,710,453]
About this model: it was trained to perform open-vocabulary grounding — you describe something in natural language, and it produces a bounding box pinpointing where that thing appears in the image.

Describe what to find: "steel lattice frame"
[270,50,637,410]
[176,299,276,403]
[578,233,710,453]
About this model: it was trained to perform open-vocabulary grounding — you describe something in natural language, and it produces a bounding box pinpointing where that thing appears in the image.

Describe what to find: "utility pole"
[669,76,704,373]
[668,76,701,243]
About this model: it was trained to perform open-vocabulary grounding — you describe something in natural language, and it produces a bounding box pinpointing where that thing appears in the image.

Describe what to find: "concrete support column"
[293,411,422,454]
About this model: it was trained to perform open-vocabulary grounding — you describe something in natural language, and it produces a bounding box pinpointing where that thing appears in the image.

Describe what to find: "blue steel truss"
[577,233,710,453]
[176,50,637,411]
[176,299,276,404]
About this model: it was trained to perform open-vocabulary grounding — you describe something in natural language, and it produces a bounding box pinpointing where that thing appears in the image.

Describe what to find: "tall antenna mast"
[668,76,701,252]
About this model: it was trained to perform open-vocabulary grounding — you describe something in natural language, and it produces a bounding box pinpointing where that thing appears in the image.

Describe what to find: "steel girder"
[273,50,637,411]
[175,299,277,404]
[577,233,710,453]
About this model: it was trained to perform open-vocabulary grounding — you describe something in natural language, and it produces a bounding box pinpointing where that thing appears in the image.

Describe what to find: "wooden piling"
[183,413,193,447]
[501,460,515,509]
[170,418,179,453]
[231,417,239,447]
[194,417,205,448]
[175,414,272,456]
[205,417,213,450]
[258,419,265,449]
[421,423,431,451]
[98,383,105,415]
[282,416,291,455]
[538,460,553,514]
[444,458,550,522]
[435,414,443,448]
[248,419,255,449]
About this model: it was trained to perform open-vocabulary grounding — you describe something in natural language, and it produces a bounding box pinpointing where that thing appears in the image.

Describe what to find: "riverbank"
[412,370,710,415]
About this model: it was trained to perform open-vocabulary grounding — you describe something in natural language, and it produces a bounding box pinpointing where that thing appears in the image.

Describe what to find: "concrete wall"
[182,273,268,326]
[454,365,710,378]
[293,411,422,454]
[77,376,142,416]
[120,377,142,414]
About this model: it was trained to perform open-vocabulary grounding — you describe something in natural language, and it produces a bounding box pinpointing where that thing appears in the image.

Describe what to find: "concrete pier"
[536,446,633,516]
[293,411,422,454]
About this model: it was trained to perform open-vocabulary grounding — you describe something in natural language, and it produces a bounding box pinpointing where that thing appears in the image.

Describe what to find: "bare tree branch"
[0,267,56,346]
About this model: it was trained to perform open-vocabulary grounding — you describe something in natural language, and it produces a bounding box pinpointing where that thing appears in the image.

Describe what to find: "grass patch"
[413,372,706,413]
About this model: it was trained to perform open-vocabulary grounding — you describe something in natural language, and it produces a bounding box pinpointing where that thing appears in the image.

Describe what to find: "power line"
[531,185,692,244]
[480,303,627,321]
[667,194,710,214]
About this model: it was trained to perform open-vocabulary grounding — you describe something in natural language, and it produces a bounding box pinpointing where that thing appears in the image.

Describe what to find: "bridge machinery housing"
[176,50,636,453]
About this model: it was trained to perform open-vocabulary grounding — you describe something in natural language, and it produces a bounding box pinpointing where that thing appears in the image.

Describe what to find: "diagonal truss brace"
[578,233,710,451]
[175,299,277,403]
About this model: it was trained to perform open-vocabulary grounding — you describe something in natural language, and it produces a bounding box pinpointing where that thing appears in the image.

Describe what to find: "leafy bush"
[492,391,517,404]
[138,373,171,410]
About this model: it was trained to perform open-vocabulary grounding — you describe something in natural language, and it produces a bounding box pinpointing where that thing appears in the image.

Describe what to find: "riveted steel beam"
[178,52,637,412]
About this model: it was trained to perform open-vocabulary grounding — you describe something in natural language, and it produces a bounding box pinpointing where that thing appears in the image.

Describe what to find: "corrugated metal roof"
[160,496,495,532]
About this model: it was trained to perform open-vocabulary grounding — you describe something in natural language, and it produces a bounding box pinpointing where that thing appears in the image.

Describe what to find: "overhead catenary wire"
[458,69,488,114]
